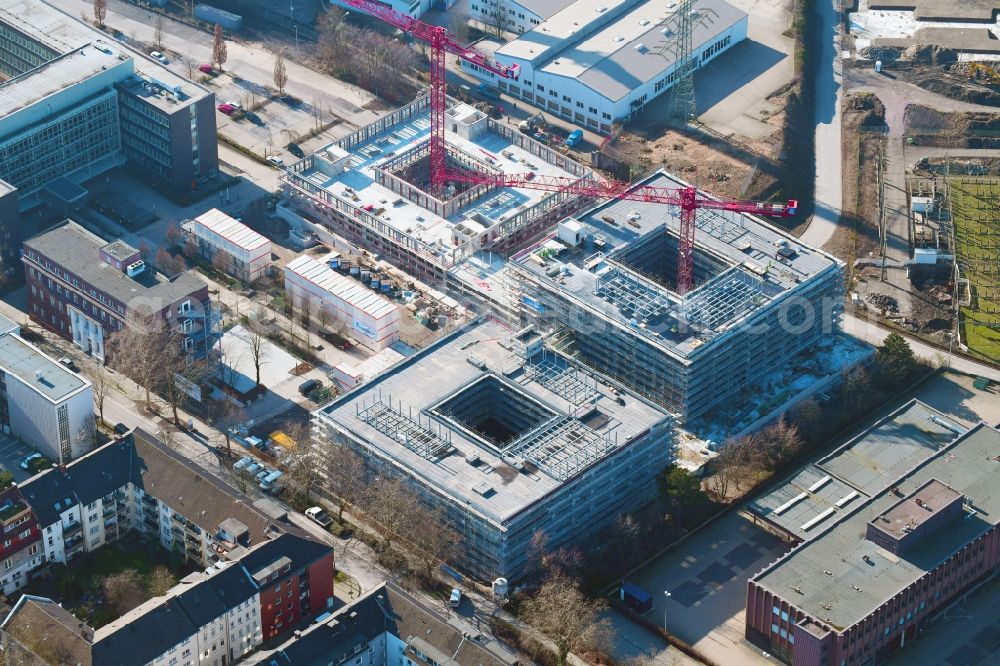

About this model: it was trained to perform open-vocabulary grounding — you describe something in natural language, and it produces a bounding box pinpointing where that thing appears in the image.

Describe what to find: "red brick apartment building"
[239,532,335,640]
[746,423,1000,666]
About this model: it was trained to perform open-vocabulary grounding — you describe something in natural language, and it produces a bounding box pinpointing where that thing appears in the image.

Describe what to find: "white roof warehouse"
[462,0,747,132]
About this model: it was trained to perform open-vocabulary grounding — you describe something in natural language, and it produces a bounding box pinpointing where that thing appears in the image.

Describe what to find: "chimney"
[35,370,43,382]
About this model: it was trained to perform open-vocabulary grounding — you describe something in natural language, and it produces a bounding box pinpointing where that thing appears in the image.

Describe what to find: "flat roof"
[515,0,577,19]
[0,334,89,403]
[753,423,1000,632]
[497,0,747,101]
[285,255,398,320]
[0,43,127,119]
[317,317,670,524]
[512,170,841,360]
[0,0,96,54]
[293,105,583,254]
[189,208,270,252]
[116,63,212,111]
[24,221,206,310]
[746,401,965,541]
[874,479,961,540]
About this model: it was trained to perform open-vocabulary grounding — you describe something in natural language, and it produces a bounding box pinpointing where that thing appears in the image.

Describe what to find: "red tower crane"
[341,1,796,294]
[341,0,520,191]
[448,173,797,293]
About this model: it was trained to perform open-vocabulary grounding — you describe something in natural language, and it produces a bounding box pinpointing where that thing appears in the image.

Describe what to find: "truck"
[566,129,584,147]
[620,582,653,614]
[519,112,546,134]
[477,82,500,100]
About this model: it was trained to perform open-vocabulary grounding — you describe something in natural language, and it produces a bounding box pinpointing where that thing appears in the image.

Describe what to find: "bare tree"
[363,476,413,551]
[282,421,326,503]
[327,445,367,522]
[103,569,145,614]
[88,363,113,427]
[93,0,107,27]
[154,15,165,50]
[408,505,460,580]
[155,247,175,275]
[522,574,613,666]
[146,565,177,597]
[245,310,267,391]
[212,24,228,71]
[165,223,183,247]
[212,249,233,276]
[108,312,162,408]
[273,49,288,95]
[216,399,247,459]
[482,0,514,38]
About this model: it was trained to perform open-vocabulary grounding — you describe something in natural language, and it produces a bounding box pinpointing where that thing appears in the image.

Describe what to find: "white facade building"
[183,208,272,283]
[462,0,747,132]
[284,255,400,351]
[0,333,94,463]
[469,0,575,36]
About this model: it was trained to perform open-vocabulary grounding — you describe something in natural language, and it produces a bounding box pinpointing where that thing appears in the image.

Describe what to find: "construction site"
[313,317,674,581]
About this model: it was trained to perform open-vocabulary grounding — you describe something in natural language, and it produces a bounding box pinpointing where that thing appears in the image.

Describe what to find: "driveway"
[0,434,39,483]
[800,0,844,250]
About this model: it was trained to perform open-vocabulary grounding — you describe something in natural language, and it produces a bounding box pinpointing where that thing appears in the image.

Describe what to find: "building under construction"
[281,96,593,284]
[313,317,673,581]
[504,171,846,422]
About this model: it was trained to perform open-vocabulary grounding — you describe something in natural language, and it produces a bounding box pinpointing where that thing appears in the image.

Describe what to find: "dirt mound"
[846,93,886,128]
[902,44,958,65]
[916,77,1000,106]
[916,157,1000,177]
[905,105,1000,148]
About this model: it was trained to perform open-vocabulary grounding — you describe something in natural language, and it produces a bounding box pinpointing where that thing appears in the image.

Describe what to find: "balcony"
[63,521,82,538]
[103,504,117,518]
[143,513,159,530]
[141,494,157,506]
[65,535,83,553]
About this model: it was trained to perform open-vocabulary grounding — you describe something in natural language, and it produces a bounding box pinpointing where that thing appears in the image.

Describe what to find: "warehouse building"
[183,208,272,283]
[314,317,674,581]
[505,170,844,422]
[462,0,747,131]
[0,327,94,463]
[284,255,401,351]
[0,0,218,215]
[746,420,1000,666]
[469,0,576,36]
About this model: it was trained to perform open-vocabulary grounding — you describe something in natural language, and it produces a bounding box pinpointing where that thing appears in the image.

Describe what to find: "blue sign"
[352,319,376,339]
[522,296,545,314]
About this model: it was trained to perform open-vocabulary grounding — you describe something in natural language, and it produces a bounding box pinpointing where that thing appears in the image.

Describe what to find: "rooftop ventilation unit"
[596,5,607,12]
[126,260,145,277]
[639,19,650,26]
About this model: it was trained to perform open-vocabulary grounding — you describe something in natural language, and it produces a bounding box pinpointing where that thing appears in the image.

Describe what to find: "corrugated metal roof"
[192,209,270,253]
[285,256,397,320]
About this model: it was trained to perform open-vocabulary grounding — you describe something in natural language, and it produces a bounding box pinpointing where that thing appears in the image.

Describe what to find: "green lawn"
[949,179,1000,362]
[18,537,194,629]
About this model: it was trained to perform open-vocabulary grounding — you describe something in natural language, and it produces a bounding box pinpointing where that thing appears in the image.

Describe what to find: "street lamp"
[663,590,671,631]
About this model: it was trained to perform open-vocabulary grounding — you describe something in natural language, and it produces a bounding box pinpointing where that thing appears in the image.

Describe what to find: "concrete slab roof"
[498,0,747,101]
[0,334,89,403]
[515,0,577,19]
[316,317,671,525]
[0,0,96,54]
[753,423,1000,633]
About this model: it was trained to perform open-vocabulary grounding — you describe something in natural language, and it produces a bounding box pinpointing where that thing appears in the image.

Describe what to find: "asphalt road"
[800,0,844,250]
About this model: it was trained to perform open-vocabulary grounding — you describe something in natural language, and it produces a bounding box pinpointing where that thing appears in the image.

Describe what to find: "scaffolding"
[504,418,620,482]
[595,267,676,325]
[682,265,766,331]
[524,350,599,408]
[357,390,455,461]
[696,208,748,244]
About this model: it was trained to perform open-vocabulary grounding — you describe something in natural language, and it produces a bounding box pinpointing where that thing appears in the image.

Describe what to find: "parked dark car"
[286,142,305,158]
[113,423,130,436]
[298,378,321,396]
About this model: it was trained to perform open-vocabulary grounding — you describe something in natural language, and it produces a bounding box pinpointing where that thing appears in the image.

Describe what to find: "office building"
[284,255,400,351]
[314,317,674,580]
[463,0,747,131]
[23,221,216,362]
[0,330,94,463]
[253,580,519,666]
[183,208,272,283]
[745,418,1000,666]
[505,170,844,422]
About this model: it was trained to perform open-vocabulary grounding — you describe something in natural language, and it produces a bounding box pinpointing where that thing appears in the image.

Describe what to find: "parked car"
[217,103,236,115]
[255,468,272,482]
[245,463,262,476]
[57,357,79,372]
[259,470,283,492]
[266,156,285,167]
[233,456,254,470]
[113,423,130,436]
[198,63,214,74]
[150,51,168,64]
[19,452,42,470]
[225,100,242,111]
[449,588,462,607]
[286,142,305,158]
[298,378,321,396]
[304,506,334,528]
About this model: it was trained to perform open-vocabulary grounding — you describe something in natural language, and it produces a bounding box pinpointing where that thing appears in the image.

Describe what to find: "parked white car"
[150,51,168,64]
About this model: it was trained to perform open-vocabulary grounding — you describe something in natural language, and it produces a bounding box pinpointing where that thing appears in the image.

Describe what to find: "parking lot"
[0,433,46,483]
[611,511,790,666]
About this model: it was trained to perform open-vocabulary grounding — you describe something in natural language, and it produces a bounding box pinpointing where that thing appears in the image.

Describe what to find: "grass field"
[949,178,1000,362]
